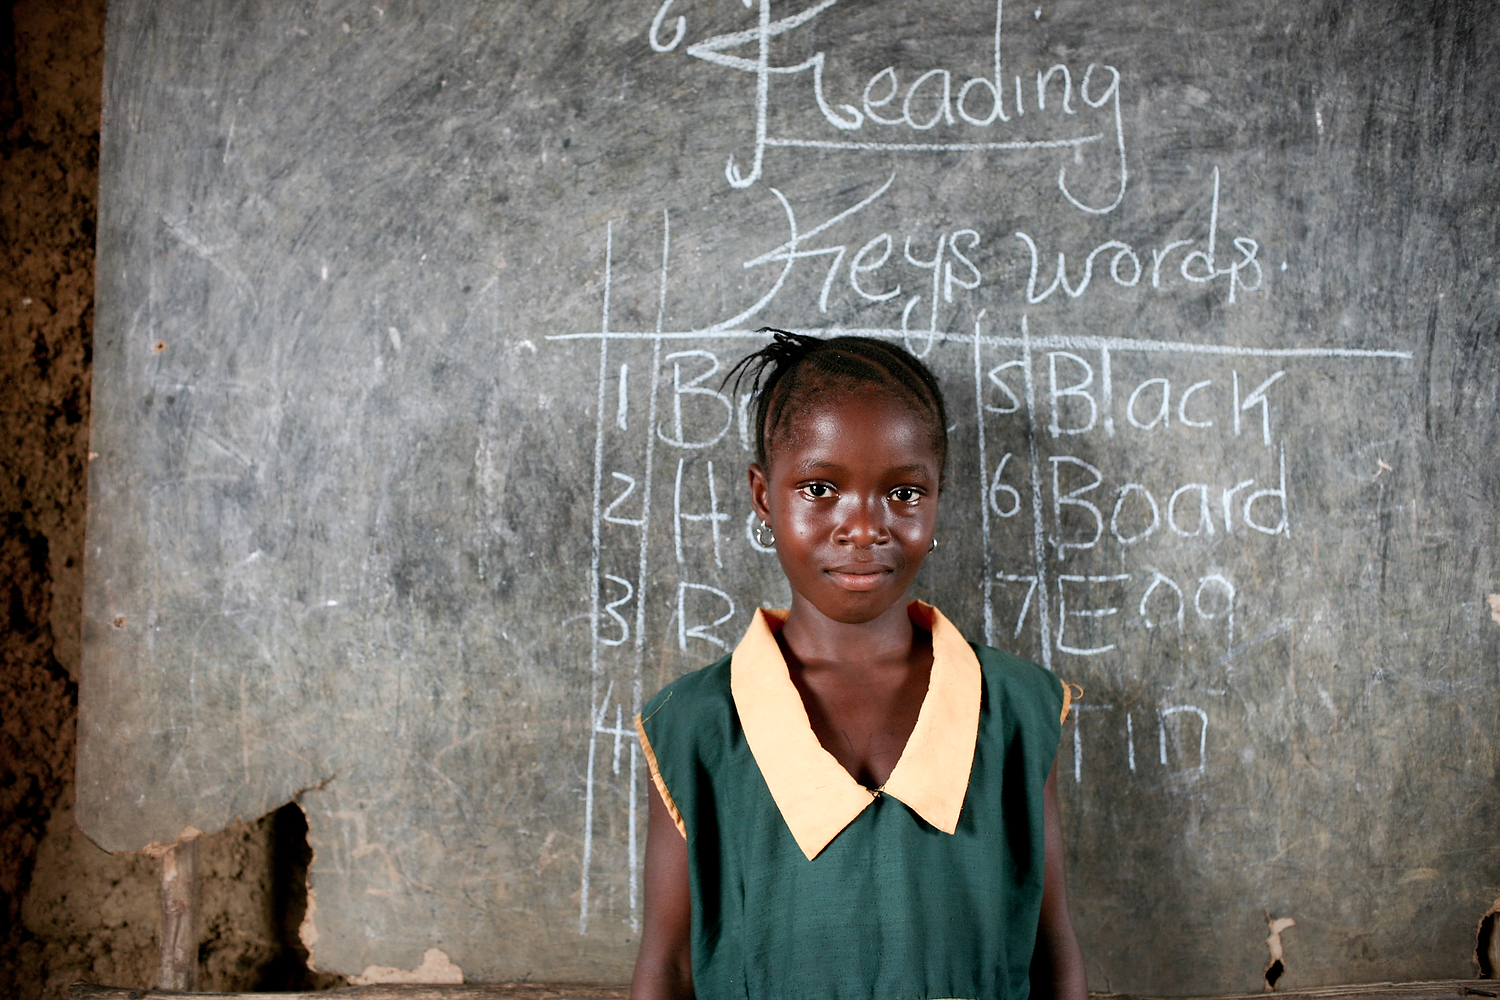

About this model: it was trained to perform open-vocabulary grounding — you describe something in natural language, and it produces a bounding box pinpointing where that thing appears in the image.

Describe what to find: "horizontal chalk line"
[546,327,1413,361]
[762,134,1104,152]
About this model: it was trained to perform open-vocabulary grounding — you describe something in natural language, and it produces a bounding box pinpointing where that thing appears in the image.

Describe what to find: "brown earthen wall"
[1,3,333,995]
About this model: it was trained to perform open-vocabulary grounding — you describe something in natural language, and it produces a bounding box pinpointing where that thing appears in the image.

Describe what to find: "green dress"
[636,602,1065,1000]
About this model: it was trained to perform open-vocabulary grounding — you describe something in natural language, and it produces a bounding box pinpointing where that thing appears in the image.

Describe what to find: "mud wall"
[0,3,332,996]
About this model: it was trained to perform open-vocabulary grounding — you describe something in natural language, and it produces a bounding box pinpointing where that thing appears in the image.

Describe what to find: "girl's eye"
[799,482,835,499]
[890,487,922,504]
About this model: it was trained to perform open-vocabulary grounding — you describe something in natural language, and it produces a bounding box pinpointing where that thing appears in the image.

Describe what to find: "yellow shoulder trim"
[1060,681,1083,725]
[635,712,686,840]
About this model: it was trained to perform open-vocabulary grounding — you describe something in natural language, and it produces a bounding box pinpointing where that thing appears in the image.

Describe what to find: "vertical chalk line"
[1208,165,1220,262]
[1099,345,1114,437]
[627,209,670,930]
[992,0,1004,115]
[628,738,640,928]
[673,459,687,563]
[579,222,613,935]
[613,703,624,773]
[725,0,771,187]
[617,363,629,430]
[1019,315,1052,671]
[751,0,770,185]
[972,311,994,645]
[1073,706,1082,781]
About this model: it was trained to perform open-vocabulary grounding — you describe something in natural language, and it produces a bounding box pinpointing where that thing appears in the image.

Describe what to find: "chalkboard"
[80,0,1500,991]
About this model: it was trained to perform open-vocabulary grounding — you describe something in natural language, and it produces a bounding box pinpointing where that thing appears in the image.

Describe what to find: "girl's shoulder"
[638,652,737,738]
[969,641,1067,728]
[969,641,1060,687]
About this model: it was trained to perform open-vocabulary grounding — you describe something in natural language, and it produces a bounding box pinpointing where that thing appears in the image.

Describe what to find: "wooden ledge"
[67,985,632,1000]
[1098,984,1498,1000]
[66,980,1498,1000]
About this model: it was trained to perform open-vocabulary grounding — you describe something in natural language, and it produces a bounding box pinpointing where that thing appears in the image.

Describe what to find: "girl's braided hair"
[725,328,949,477]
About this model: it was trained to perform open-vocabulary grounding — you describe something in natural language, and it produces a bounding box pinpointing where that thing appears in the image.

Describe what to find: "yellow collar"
[729,601,982,860]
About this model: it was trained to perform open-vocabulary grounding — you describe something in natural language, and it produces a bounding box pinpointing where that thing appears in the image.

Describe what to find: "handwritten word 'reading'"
[650,0,1126,209]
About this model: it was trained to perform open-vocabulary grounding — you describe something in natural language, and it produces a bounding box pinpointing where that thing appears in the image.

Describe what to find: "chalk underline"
[762,133,1103,152]
[545,328,1412,361]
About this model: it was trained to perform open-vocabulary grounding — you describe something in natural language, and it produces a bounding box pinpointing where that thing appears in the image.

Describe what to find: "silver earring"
[928,536,938,553]
[755,520,776,547]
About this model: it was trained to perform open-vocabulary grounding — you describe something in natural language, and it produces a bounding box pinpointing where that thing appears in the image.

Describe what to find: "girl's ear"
[747,463,773,524]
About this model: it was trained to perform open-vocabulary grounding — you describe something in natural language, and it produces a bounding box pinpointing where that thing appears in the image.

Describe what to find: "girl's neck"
[777,595,916,669]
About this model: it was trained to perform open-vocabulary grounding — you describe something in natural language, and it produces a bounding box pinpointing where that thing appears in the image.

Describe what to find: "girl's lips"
[825,565,892,591]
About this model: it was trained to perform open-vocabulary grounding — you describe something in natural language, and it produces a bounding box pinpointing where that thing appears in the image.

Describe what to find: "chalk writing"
[650,0,1125,206]
[1016,168,1263,304]
[649,179,1268,326]
[557,212,1409,933]
[555,0,1420,935]
[1068,701,1210,783]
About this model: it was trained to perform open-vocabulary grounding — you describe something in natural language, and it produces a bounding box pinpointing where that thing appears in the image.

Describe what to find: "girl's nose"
[836,496,889,546]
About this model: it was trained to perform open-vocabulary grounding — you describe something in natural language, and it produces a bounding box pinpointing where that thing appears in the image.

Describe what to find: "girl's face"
[748,390,941,626]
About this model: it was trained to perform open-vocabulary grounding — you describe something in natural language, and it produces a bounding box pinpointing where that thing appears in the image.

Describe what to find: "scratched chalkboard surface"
[80,0,1499,990]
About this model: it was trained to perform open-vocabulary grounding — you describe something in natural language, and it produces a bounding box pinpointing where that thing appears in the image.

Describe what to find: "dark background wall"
[0,3,333,996]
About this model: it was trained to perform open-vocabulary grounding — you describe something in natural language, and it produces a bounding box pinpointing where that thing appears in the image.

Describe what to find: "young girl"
[631,331,1086,1000]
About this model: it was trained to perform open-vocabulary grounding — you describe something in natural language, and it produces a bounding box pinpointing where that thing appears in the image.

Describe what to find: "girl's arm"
[630,779,695,1000]
[1031,757,1088,1000]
